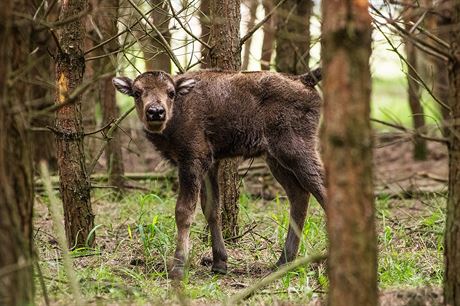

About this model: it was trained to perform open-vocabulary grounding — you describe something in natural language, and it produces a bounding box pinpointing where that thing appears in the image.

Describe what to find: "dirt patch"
[374,138,448,196]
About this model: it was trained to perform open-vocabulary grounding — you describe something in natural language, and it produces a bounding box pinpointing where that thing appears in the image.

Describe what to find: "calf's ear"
[112,77,134,96]
[176,78,197,96]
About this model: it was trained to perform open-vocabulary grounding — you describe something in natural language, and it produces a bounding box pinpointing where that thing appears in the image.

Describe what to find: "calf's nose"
[146,105,165,121]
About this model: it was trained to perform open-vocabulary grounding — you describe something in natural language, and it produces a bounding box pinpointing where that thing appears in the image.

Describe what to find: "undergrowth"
[34,179,445,305]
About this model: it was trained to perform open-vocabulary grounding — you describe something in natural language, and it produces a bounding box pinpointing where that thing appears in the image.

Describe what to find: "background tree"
[322,0,378,305]
[261,0,275,70]
[91,0,126,191]
[205,0,241,238]
[199,0,211,66]
[444,0,460,304]
[0,0,34,304]
[141,0,171,72]
[29,0,58,171]
[242,0,258,70]
[403,3,428,160]
[275,0,312,74]
[54,0,95,248]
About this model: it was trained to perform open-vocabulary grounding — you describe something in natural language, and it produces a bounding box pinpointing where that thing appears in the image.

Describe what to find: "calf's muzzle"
[146,104,166,121]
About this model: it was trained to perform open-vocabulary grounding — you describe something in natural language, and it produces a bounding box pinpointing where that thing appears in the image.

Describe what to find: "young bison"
[112,69,326,279]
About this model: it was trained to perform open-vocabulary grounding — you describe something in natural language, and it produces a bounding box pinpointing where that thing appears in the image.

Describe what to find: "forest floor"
[33,139,447,305]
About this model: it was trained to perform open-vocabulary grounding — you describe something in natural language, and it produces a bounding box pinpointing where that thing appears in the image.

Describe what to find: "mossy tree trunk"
[55,0,95,248]
[0,0,35,304]
[444,1,460,305]
[322,0,378,305]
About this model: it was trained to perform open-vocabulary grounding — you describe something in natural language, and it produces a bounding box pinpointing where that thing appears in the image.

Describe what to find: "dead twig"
[240,0,287,47]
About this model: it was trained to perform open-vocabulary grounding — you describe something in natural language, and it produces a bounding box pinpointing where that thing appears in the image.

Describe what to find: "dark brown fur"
[113,69,326,279]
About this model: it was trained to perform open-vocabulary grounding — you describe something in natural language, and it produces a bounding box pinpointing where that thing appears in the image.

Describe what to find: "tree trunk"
[403,6,428,160]
[142,0,171,72]
[261,0,275,70]
[322,0,377,305]
[444,1,460,305]
[200,0,211,67]
[91,0,126,192]
[242,0,258,70]
[55,0,95,248]
[207,0,241,239]
[29,1,58,171]
[275,0,312,74]
[0,0,35,304]
[434,5,452,136]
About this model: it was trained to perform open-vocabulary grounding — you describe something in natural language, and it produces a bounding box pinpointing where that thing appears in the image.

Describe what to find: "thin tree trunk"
[207,0,241,239]
[142,0,171,72]
[275,0,312,74]
[55,0,95,248]
[91,0,126,191]
[242,0,258,70]
[403,6,428,160]
[261,0,275,70]
[322,0,377,305]
[444,1,460,305]
[0,0,35,304]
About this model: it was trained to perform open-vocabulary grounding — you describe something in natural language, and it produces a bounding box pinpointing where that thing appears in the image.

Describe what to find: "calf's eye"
[133,91,141,99]
[168,90,175,99]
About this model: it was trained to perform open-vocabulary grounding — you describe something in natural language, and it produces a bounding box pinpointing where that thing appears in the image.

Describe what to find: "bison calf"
[113,69,326,279]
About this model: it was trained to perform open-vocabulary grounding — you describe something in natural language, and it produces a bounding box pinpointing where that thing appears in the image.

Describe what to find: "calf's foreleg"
[170,161,205,279]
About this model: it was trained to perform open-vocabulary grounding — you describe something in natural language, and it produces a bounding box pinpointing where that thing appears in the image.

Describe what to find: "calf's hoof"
[169,265,184,280]
[211,260,227,275]
[276,255,292,267]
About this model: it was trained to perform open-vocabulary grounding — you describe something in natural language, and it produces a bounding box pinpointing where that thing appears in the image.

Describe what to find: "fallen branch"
[226,253,326,304]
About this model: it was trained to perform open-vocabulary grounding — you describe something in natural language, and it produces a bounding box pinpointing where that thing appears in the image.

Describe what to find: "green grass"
[33,180,445,305]
[371,76,443,131]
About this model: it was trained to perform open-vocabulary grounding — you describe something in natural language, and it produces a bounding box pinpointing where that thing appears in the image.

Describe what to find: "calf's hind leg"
[269,137,326,209]
[267,156,311,266]
[199,162,228,274]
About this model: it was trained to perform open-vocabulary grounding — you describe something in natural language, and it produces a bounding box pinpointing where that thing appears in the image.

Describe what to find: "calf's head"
[112,71,196,133]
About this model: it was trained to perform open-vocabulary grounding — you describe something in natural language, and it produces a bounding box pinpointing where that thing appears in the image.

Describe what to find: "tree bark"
[444,1,460,305]
[261,0,275,70]
[207,0,241,239]
[55,0,95,248]
[403,5,428,160]
[0,0,35,304]
[321,0,378,305]
[91,0,126,192]
[242,0,258,70]
[142,0,171,72]
[274,0,312,74]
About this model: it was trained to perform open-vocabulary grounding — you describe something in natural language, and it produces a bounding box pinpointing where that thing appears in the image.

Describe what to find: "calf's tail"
[298,68,322,87]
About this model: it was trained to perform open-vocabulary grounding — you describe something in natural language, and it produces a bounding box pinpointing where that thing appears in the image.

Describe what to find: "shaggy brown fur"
[113,68,325,279]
